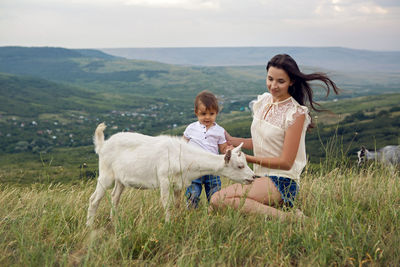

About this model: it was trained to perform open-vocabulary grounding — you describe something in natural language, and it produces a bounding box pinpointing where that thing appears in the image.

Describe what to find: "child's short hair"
[194,90,219,113]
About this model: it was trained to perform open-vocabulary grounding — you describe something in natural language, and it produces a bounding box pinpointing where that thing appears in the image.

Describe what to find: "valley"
[0,46,399,167]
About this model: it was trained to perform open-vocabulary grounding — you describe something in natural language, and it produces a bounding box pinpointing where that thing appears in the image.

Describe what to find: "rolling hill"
[0,46,266,100]
[0,46,399,158]
[0,72,96,116]
[0,71,198,153]
[101,46,400,72]
[2,46,400,102]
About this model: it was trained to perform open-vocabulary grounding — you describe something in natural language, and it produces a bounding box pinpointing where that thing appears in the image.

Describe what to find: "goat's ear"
[224,149,232,164]
[232,143,243,157]
[361,146,366,151]
[233,142,243,152]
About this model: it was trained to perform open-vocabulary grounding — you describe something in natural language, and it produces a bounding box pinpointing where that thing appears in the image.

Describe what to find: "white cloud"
[358,4,388,14]
[116,0,221,9]
[0,0,398,50]
[333,5,342,12]
[1,0,220,9]
[314,0,390,16]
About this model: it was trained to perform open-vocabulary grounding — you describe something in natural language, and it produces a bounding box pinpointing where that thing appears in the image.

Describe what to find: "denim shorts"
[268,176,299,208]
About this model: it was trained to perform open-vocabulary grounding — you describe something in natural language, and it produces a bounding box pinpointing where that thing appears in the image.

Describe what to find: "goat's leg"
[160,180,172,222]
[86,176,113,226]
[110,180,125,220]
[174,190,182,210]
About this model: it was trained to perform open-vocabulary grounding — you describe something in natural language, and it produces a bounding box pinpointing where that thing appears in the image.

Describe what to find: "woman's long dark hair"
[266,54,340,112]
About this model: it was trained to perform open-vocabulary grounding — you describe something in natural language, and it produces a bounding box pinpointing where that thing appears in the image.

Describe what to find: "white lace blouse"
[250,93,311,183]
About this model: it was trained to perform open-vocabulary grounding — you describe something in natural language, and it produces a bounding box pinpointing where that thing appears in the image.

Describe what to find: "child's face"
[195,102,217,129]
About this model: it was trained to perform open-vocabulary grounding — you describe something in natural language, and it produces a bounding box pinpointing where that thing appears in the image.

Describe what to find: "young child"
[183,90,229,208]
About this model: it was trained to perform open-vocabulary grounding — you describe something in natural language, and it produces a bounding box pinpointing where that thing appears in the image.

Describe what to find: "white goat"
[86,123,255,226]
[357,145,400,166]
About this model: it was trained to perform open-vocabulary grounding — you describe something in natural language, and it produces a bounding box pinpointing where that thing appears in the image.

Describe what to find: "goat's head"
[357,146,367,166]
[223,143,255,184]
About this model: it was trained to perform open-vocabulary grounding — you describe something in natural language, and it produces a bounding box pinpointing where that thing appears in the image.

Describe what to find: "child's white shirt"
[183,121,226,155]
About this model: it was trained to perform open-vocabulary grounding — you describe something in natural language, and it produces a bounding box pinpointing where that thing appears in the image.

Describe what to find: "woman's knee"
[209,190,224,208]
[247,177,281,205]
[209,191,218,205]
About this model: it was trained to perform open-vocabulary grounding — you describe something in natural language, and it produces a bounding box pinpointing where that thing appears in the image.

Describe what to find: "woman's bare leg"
[210,177,301,221]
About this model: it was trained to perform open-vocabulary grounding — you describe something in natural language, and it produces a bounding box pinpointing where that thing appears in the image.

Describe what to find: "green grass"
[0,153,399,265]
[0,147,98,184]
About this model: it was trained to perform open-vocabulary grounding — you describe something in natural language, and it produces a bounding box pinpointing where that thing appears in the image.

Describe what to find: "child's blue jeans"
[185,174,221,208]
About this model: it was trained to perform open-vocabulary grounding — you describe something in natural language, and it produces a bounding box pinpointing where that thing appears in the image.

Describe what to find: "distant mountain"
[0,46,115,59]
[0,46,399,102]
[75,49,118,59]
[101,47,400,72]
[0,46,140,83]
[0,46,85,59]
[0,46,264,99]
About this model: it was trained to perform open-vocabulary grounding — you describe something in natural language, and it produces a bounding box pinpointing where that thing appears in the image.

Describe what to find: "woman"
[210,54,340,221]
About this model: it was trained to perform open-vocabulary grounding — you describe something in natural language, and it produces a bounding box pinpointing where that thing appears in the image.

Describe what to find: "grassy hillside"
[0,146,97,184]
[1,46,399,101]
[0,72,98,116]
[0,156,398,265]
[0,46,399,157]
[0,72,196,153]
[0,72,189,117]
[0,46,399,266]
[1,69,399,158]
[0,46,264,99]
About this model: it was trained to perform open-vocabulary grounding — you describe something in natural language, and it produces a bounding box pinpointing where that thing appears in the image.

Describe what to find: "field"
[0,147,399,266]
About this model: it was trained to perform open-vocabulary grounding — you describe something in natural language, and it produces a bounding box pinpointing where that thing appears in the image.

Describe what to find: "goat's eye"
[238,165,244,169]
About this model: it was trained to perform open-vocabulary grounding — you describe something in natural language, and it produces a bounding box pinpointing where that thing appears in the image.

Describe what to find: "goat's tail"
[94,122,106,154]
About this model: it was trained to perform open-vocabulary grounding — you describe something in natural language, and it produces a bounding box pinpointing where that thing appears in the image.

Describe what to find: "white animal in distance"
[357,145,400,166]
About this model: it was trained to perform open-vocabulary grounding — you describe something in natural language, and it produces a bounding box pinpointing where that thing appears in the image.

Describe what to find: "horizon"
[1,45,400,53]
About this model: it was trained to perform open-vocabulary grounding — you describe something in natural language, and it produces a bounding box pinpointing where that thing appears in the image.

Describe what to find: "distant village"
[0,102,193,153]
[0,96,257,153]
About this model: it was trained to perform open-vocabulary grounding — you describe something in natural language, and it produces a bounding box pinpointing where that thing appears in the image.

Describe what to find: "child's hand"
[225,131,233,145]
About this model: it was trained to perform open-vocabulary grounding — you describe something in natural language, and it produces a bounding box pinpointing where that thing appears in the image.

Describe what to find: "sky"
[0,0,399,51]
